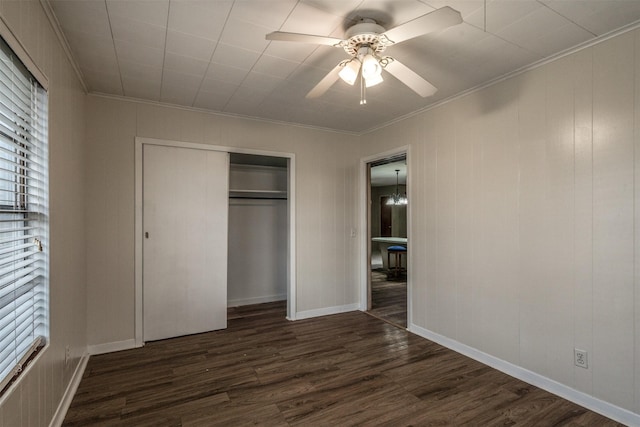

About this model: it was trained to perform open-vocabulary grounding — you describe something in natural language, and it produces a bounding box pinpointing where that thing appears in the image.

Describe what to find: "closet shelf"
[229,189,288,200]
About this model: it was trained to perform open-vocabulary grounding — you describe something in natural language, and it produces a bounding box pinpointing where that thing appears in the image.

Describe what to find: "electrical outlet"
[65,345,70,365]
[574,348,588,369]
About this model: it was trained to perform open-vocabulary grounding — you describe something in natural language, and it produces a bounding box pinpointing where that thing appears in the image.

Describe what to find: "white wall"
[362,29,640,417]
[0,1,87,426]
[85,96,360,347]
[228,198,288,305]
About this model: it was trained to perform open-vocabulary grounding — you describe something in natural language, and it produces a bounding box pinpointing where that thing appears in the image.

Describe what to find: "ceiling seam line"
[158,0,171,102]
[276,1,344,93]
[280,0,301,27]
[234,1,305,111]
[192,0,236,108]
[219,0,296,113]
[465,22,543,59]
[277,0,362,101]
[537,0,598,37]
[104,0,125,96]
[219,2,264,112]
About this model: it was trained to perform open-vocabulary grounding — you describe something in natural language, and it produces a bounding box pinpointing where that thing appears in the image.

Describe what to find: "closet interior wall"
[228,155,288,306]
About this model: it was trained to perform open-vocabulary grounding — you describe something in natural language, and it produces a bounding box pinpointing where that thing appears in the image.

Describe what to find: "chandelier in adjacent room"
[387,169,407,205]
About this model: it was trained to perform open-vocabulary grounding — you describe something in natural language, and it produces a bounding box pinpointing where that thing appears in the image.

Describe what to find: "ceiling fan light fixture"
[266,7,464,101]
[361,53,382,80]
[365,73,383,87]
[338,59,360,85]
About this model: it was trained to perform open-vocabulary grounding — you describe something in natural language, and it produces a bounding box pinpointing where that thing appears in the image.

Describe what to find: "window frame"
[0,17,49,401]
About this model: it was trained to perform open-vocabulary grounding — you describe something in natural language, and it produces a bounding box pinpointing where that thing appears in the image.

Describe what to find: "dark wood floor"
[368,269,407,328]
[64,301,621,426]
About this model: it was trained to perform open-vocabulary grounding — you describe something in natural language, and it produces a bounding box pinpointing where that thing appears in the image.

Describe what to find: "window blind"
[0,35,48,394]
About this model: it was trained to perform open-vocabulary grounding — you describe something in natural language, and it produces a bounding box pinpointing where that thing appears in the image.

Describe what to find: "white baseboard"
[409,323,640,427]
[49,353,89,427]
[88,338,137,355]
[228,294,286,307]
[294,303,359,320]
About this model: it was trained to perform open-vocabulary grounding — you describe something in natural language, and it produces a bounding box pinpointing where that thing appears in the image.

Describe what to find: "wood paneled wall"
[84,96,360,347]
[362,29,640,415]
[0,1,87,425]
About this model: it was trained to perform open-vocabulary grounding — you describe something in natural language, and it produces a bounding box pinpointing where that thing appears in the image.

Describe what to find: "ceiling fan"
[265,7,463,104]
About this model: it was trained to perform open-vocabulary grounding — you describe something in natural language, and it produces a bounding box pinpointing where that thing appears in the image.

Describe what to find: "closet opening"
[227,153,290,320]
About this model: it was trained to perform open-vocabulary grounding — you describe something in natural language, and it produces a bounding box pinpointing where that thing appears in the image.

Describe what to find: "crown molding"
[89,92,361,137]
[40,0,88,93]
[363,19,640,135]
[34,0,640,137]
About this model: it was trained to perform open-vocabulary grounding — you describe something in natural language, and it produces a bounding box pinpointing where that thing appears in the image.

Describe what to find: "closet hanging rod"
[229,189,287,200]
[229,196,288,200]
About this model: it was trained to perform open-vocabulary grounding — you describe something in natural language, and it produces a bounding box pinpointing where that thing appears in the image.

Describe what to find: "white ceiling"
[48,0,640,133]
[371,160,406,187]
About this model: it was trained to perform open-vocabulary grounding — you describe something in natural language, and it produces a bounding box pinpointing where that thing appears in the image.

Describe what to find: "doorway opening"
[367,154,408,328]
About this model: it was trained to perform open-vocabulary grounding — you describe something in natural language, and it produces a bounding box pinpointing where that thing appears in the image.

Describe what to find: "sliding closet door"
[143,144,228,341]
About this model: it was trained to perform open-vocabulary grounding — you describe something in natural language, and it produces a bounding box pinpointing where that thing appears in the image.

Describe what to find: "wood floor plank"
[121,393,230,427]
[63,300,622,426]
[285,380,414,426]
[63,396,127,426]
[369,269,407,327]
[182,402,287,427]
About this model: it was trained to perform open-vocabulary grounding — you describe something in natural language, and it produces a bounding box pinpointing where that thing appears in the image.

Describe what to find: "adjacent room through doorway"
[367,155,407,328]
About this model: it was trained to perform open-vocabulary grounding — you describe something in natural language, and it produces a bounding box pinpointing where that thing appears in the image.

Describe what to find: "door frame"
[135,137,297,346]
[359,146,411,324]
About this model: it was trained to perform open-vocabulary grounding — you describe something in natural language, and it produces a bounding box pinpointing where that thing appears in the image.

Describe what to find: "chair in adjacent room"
[387,245,407,278]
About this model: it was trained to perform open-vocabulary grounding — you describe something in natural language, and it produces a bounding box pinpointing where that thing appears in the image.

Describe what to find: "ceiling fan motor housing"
[343,21,388,56]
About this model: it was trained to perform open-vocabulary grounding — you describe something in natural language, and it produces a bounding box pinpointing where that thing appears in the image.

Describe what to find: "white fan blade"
[383,58,437,97]
[266,31,343,47]
[306,64,342,99]
[381,6,462,45]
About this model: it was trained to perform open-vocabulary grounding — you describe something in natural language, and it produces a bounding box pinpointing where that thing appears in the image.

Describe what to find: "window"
[0,35,48,394]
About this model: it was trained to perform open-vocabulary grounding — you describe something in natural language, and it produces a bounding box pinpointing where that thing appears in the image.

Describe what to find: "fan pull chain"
[484,0,487,32]
[360,70,367,105]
